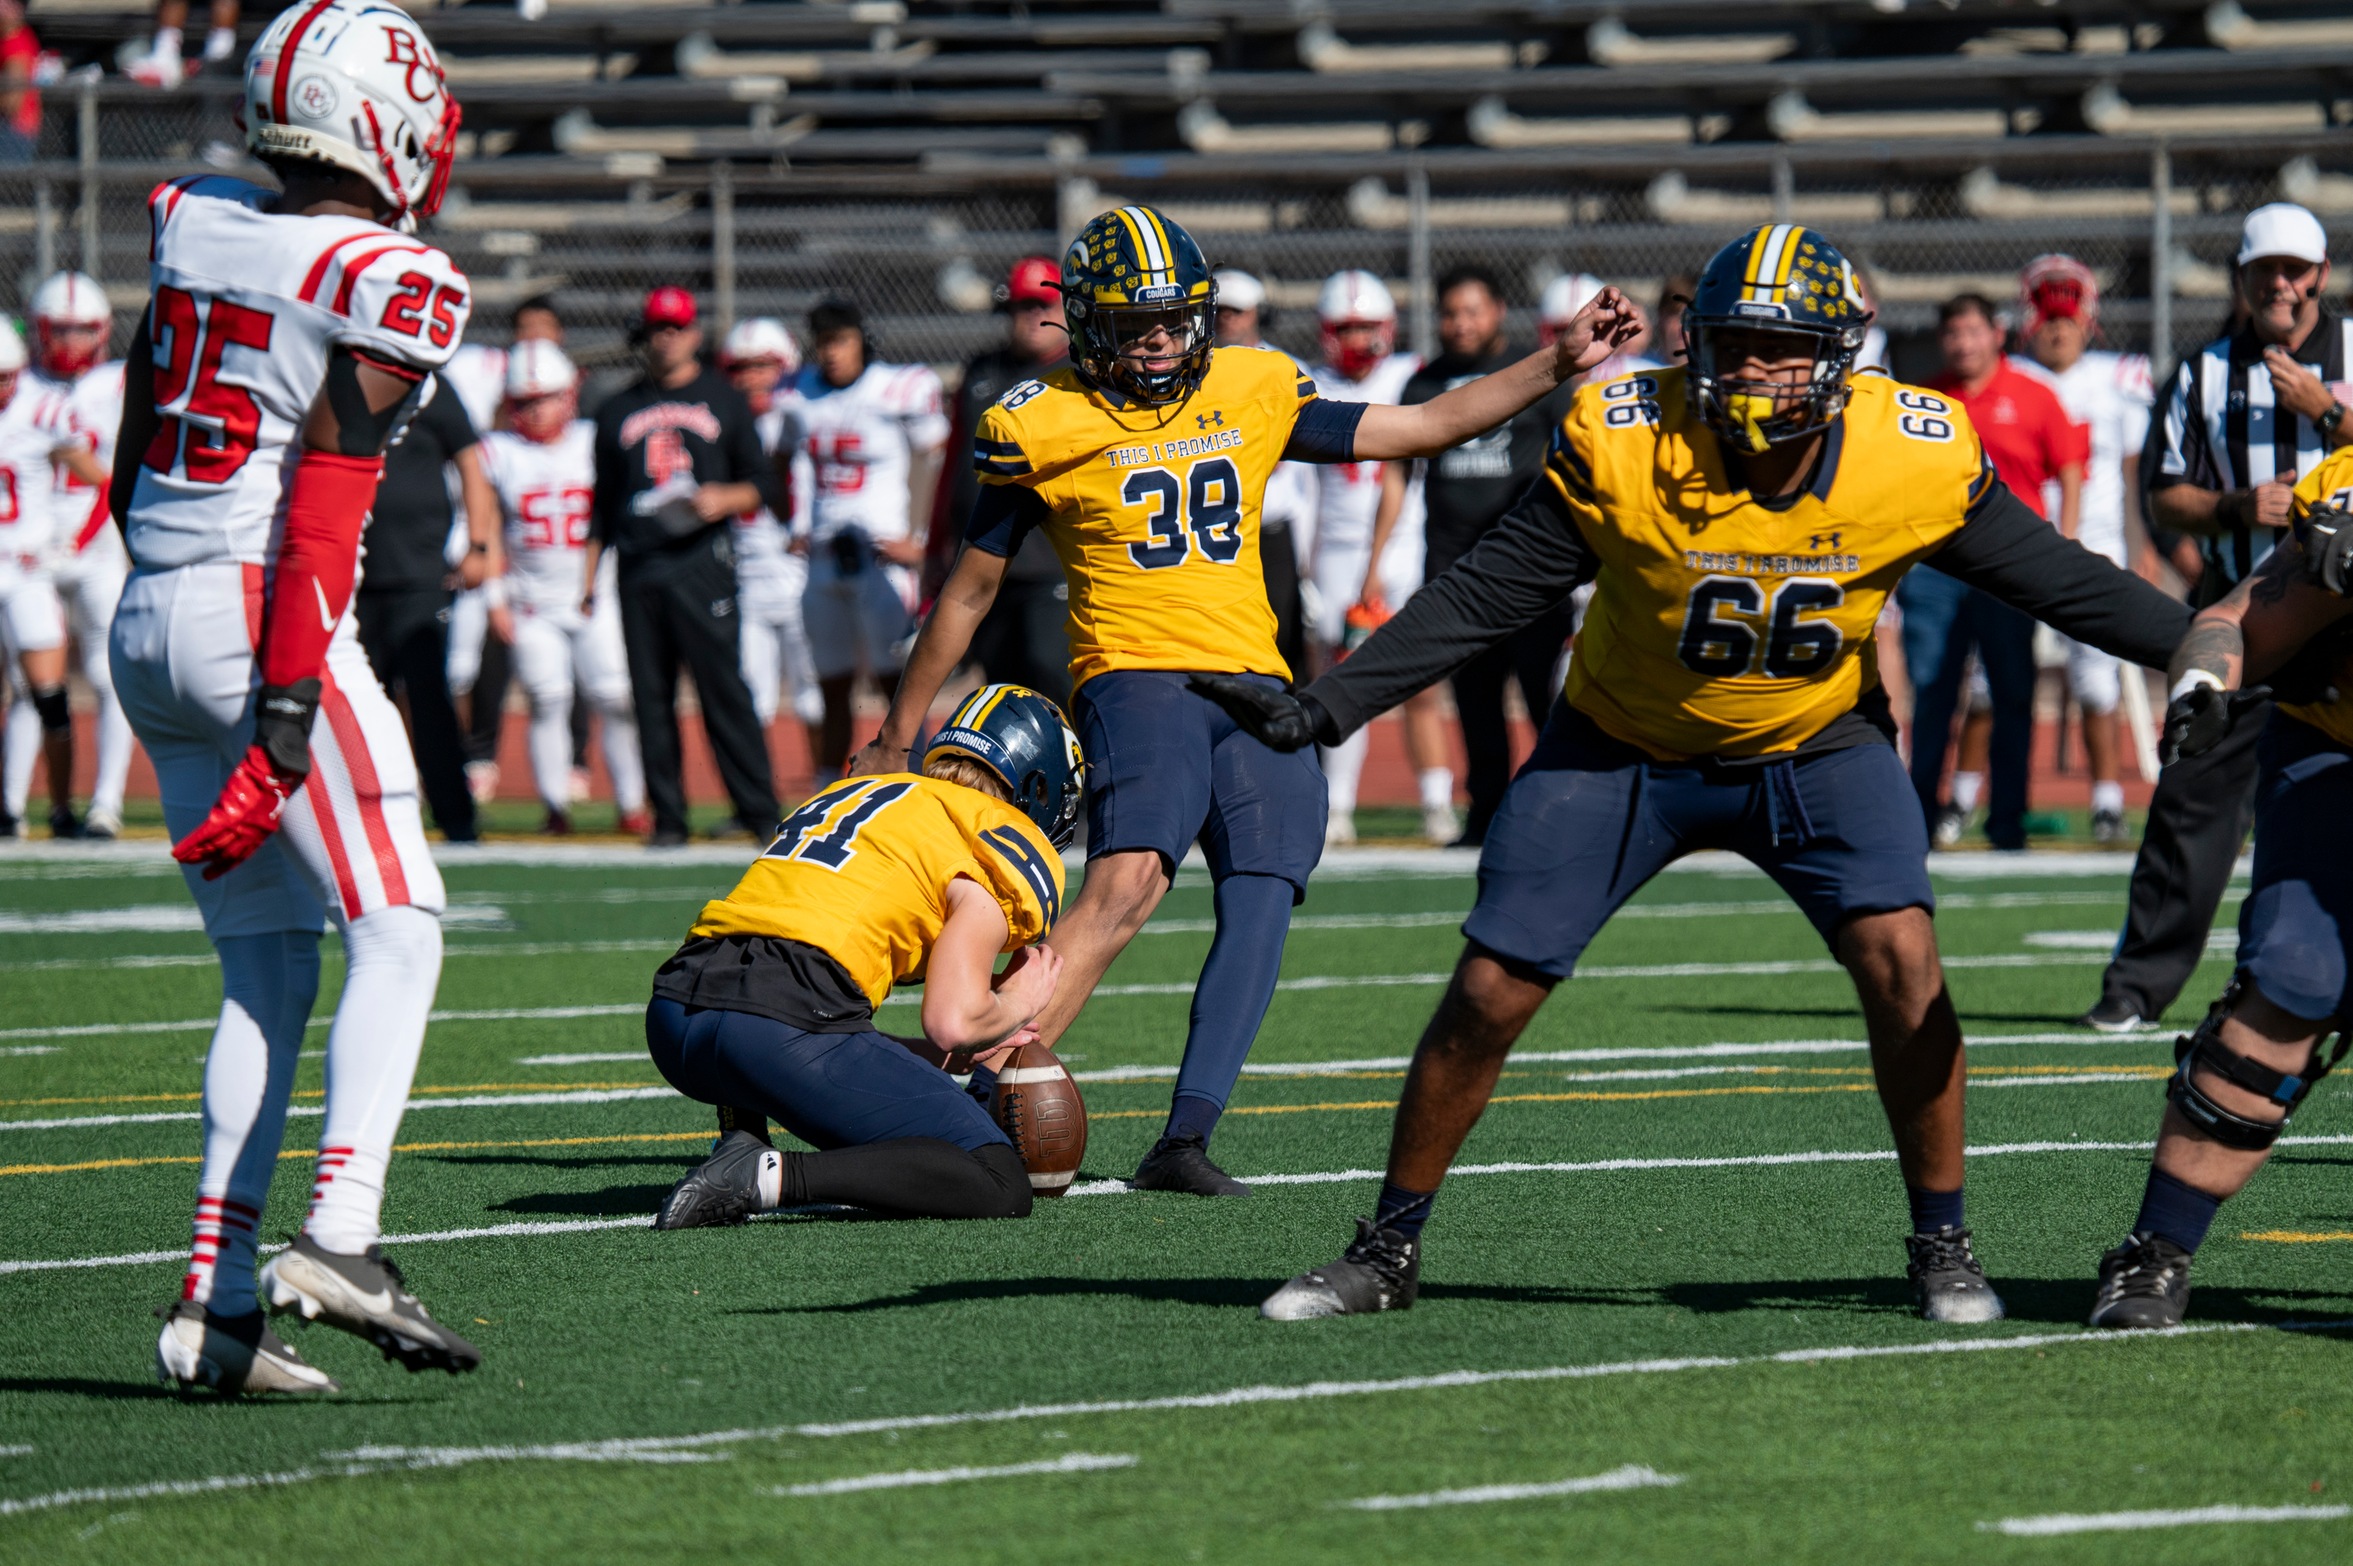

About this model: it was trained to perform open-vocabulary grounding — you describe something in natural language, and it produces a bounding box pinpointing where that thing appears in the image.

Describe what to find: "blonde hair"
[923,752,1014,804]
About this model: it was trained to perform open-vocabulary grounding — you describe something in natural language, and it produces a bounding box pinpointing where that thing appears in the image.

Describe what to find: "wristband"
[2170,669,2226,703]
[253,678,321,781]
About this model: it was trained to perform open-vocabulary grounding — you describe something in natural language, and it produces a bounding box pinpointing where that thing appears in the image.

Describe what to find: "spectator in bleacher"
[125,0,237,88]
[1903,293,2087,851]
[1214,268,1315,681]
[1398,264,1578,847]
[2084,201,2351,1032]
[585,286,779,847]
[2010,254,2155,846]
[783,298,948,785]
[0,0,41,162]
[932,257,1073,706]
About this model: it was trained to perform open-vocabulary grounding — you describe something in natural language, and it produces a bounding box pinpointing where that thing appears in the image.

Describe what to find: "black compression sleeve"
[784,1138,1032,1219]
[1282,398,1368,463]
[1303,476,1600,736]
[322,346,427,457]
[965,482,1049,557]
[1929,478,2191,668]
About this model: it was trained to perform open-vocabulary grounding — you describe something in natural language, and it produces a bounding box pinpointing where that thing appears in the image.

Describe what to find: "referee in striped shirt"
[2086,203,2353,1030]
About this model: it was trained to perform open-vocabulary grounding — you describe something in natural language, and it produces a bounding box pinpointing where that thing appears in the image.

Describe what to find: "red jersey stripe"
[322,674,411,908]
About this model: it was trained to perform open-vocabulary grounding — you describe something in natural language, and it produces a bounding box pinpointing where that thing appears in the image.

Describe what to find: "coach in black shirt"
[586,287,780,847]
[1398,266,1580,845]
[356,380,498,842]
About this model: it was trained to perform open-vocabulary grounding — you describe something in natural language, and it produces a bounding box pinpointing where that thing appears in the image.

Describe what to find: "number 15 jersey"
[124,175,472,572]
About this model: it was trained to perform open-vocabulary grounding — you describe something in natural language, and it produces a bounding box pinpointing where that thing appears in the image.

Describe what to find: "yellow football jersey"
[1552,366,1993,760]
[2274,448,2353,746]
[972,345,1312,689]
[690,774,1064,1009]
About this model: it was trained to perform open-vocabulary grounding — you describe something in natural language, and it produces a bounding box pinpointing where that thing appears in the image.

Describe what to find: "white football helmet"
[30,270,109,377]
[721,316,801,372]
[1317,269,1396,378]
[243,0,461,233]
[504,338,577,399]
[0,322,27,375]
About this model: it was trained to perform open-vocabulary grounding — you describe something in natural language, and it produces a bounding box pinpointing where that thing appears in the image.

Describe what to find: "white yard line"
[1979,1503,2351,1536]
[773,1452,1137,1497]
[516,1052,649,1066]
[1341,1464,1683,1510]
[0,1086,682,1134]
[0,1466,343,1517]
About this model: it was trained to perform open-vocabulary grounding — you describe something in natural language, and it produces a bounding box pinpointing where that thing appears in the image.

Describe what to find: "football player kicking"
[114,0,479,1393]
[649,685,1079,1227]
[853,205,1641,1196]
[2087,447,2353,1327]
[1198,225,2190,1321]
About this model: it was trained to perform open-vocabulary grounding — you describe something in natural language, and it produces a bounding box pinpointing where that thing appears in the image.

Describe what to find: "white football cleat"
[81,805,122,840]
[1421,802,1459,845]
[262,1235,482,1374]
[156,1299,339,1395]
[1325,811,1357,848]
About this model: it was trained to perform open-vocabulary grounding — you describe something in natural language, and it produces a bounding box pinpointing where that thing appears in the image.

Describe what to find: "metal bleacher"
[10,0,2353,372]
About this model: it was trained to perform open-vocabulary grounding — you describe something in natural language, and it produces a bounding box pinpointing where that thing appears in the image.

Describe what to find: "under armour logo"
[1196,410,1225,430]
[1809,531,1842,552]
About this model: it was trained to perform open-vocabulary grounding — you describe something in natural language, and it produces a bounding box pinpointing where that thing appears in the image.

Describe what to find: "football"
[989,1042,1088,1197]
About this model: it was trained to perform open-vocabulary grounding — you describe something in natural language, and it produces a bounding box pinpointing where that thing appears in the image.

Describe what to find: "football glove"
[173,680,320,880]
[1186,674,1332,753]
[2159,679,2268,766]
[2302,501,2353,596]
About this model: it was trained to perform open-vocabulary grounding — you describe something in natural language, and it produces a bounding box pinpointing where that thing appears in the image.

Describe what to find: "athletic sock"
[1162,1091,1221,1146]
[1322,731,1367,819]
[527,692,574,814]
[202,24,237,61]
[1949,771,1983,815]
[303,906,442,1255]
[1374,1180,1435,1240]
[150,24,182,60]
[599,702,646,814]
[1,695,34,819]
[2133,1166,2224,1254]
[1417,766,1455,813]
[1168,873,1296,1142]
[2091,780,2125,816]
[784,1139,1029,1220]
[1906,1183,1965,1235]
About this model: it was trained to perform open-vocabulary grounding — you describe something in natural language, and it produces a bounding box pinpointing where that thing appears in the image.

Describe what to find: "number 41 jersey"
[1556,366,1989,760]
[124,175,471,571]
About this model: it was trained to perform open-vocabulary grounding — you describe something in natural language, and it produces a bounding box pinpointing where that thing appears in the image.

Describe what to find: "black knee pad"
[30,685,69,735]
[2168,986,2349,1151]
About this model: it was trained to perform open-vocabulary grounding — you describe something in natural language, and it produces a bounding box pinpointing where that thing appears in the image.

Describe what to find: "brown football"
[989,1043,1088,1198]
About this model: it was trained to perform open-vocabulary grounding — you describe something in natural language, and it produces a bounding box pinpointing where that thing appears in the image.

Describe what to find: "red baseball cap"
[642,286,698,329]
[1002,256,1060,308]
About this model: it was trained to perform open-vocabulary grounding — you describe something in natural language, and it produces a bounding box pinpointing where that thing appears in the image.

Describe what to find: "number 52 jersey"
[124,175,471,571]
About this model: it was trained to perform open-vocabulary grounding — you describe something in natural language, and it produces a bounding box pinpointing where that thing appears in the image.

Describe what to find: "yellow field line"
[0,1130,716,1179]
[2241,1230,2353,1244]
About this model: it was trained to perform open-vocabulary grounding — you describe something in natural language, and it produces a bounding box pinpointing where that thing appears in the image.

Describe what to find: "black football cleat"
[156,1299,339,1395]
[1905,1225,2006,1323]
[260,1236,482,1373]
[1262,1219,1421,1321]
[2089,1232,2194,1329]
[655,1129,781,1229]
[1131,1135,1249,1196]
[2078,995,2157,1034]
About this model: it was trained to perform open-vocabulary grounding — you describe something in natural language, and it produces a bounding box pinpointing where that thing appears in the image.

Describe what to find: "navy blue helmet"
[1061,205,1217,406]
[924,683,1086,848]
[1684,224,1873,453]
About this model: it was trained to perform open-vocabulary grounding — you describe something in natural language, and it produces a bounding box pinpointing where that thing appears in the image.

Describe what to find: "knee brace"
[2168,985,2350,1151]
[30,684,69,735]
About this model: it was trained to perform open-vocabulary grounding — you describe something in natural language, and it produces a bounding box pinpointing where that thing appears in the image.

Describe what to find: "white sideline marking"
[0,1003,644,1043]
[0,1086,680,1133]
[1342,1464,1683,1510]
[0,1466,343,1517]
[0,1446,30,1458]
[0,904,509,935]
[330,1440,723,1469]
[0,1047,54,1057]
[774,1452,1136,1497]
[1140,889,2139,936]
[1979,1503,2351,1536]
[516,1051,647,1066]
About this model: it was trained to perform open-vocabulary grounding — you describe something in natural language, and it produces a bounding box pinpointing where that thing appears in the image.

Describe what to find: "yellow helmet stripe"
[1119,204,1173,283]
[1744,223,1797,302]
[1773,226,1809,289]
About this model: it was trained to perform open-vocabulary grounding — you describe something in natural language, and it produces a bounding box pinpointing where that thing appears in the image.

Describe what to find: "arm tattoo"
[2169,618,2243,687]
[2248,540,2301,605]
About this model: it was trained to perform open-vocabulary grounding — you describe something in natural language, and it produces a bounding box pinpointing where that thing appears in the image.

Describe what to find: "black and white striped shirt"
[2146,313,2353,588]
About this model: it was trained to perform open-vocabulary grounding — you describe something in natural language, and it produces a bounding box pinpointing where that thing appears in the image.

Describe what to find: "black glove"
[252,678,321,783]
[2160,680,2269,765]
[1186,673,1331,752]
[2302,502,2353,595]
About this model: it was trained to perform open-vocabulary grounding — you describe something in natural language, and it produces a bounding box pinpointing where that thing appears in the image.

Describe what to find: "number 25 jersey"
[1555,367,1990,760]
[124,175,471,572]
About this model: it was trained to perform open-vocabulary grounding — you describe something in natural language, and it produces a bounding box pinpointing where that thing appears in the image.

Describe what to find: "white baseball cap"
[1214,269,1266,313]
[2238,202,2329,266]
[722,316,800,371]
[504,338,577,399]
[1539,272,1608,326]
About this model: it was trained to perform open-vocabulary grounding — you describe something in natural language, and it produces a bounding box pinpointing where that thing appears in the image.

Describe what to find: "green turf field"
[2,843,2349,1562]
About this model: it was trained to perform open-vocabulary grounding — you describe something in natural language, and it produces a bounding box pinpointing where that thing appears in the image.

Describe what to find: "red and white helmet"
[0,322,27,378]
[1538,272,1608,347]
[1317,269,1396,379]
[504,339,576,440]
[721,316,801,373]
[30,270,109,378]
[2019,253,2101,335]
[243,0,462,233]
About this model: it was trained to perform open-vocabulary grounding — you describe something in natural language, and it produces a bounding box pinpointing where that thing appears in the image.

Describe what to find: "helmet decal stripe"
[271,0,342,125]
[1120,205,1171,280]
[1773,227,1808,290]
[1739,225,1774,289]
[1745,224,1795,301]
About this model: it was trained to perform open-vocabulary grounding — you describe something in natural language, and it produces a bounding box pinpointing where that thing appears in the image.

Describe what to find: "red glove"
[173,741,304,881]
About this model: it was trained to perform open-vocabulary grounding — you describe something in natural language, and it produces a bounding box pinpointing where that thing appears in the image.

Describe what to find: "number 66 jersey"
[124,175,470,570]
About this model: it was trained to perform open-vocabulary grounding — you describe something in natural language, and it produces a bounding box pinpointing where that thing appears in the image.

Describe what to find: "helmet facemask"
[1685,320,1865,455]
[1072,294,1214,407]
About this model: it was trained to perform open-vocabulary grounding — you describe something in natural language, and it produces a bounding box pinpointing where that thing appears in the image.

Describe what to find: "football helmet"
[503,339,576,441]
[30,270,109,379]
[1317,269,1396,379]
[722,316,800,372]
[2019,253,2100,334]
[1061,206,1216,406]
[1683,224,1870,454]
[243,0,462,233]
[924,682,1086,849]
[0,320,26,382]
[1537,272,1607,347]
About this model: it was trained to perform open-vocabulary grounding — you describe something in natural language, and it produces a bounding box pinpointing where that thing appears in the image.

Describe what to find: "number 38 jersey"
[124,175,471,572]
[689,774,1064,1009]
[2278,446,2353,748]
[1555,367,1989,760]
[480,420,597,614]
